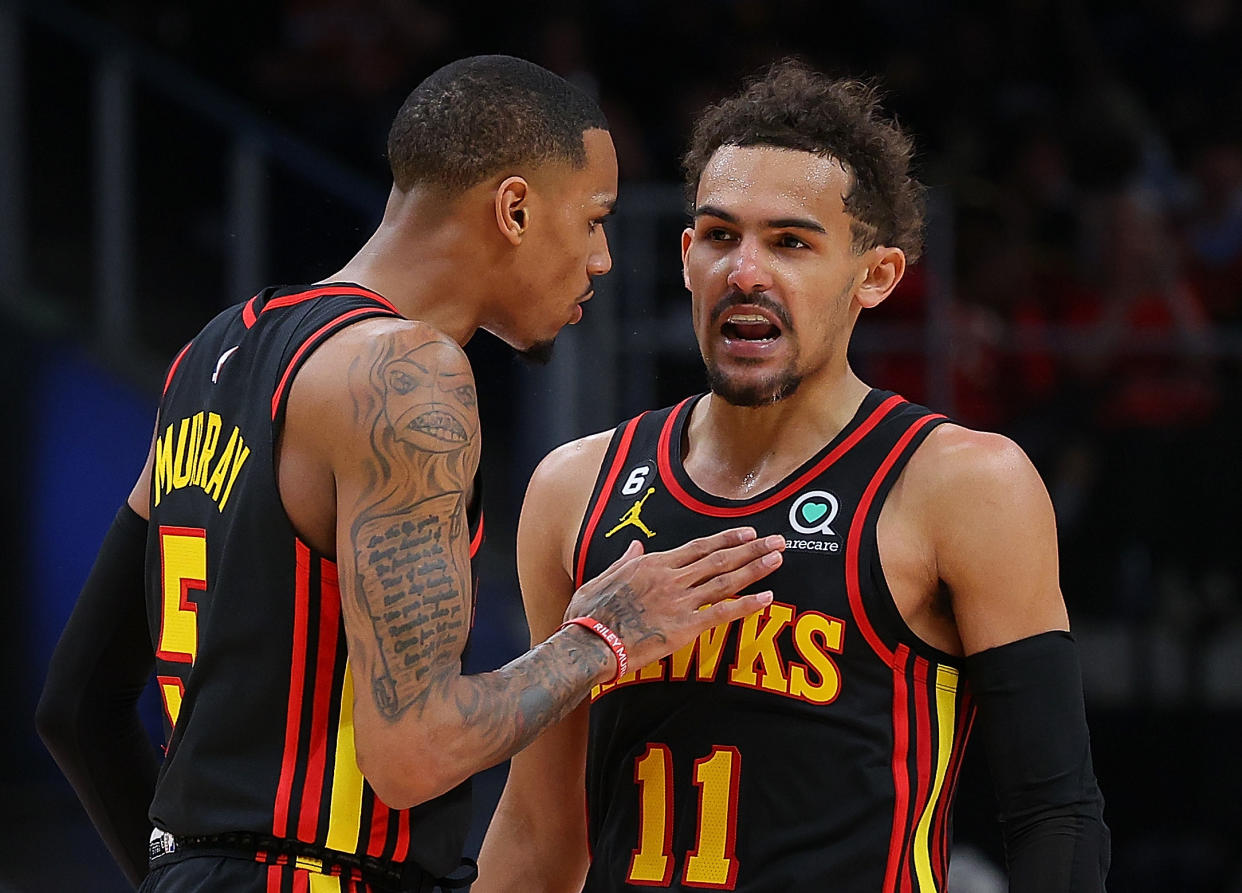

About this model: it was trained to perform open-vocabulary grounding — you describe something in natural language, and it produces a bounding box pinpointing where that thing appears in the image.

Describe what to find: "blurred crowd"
[80,0,1242,638]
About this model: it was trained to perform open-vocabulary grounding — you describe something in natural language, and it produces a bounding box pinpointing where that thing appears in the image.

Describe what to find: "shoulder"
[294,319,475,409]
[518,429,615,579]
[908,423,1049,512]
[522,430,614,528]
[528,430,614,498]
[898,422,1056,561]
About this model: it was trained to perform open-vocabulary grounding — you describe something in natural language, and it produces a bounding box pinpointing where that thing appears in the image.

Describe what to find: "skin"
[474,145,1070,890]
[125,129,786,809]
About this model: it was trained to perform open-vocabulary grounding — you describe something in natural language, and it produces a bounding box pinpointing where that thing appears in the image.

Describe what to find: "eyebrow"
[694,204,827,234]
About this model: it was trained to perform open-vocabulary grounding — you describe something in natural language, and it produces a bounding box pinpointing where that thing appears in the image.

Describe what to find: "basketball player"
[35,56,786,892]
[476,61,1109,892]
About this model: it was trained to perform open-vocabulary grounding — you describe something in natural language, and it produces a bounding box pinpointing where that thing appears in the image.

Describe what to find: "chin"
[706,363,803,407]
[518,337,557,366]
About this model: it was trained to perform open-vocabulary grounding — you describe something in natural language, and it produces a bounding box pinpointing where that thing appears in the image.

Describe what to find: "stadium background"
[1,0,1240,890]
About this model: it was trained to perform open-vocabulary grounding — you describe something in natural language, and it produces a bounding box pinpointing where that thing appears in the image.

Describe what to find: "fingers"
[681,534,786,589]
[689,544,784,603]
[598,539,644,577]
[693,590,774,629]
[658,526,759,567]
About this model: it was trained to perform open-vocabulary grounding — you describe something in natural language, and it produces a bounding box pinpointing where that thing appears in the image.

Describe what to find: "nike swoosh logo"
[212,346,240,383]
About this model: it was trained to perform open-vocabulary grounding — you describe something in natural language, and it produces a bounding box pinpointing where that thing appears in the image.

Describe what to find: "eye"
[776,233,809,249]
[387,369,419,394]
[703,227,736,242]
[454,385,477,408]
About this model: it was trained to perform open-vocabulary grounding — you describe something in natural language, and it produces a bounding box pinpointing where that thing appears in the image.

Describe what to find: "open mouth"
[408,410,467,442]
[721,311,782,343]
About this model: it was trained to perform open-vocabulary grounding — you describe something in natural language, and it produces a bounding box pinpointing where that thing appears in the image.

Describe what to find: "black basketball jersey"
[145,283,483,880]
[576,390,974,893]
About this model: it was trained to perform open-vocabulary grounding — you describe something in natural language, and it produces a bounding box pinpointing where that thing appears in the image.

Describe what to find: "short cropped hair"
[387,55,609,193]
[683,60,925,263]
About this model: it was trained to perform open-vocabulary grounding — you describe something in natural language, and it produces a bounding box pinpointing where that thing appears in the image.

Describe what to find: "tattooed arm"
[291,319,784,808]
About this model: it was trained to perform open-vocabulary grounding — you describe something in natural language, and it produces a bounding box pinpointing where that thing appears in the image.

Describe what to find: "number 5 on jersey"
[156,526,206,727]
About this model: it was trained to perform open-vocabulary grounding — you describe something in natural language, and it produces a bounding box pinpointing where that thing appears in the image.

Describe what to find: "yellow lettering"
[204,428,238,503]
[218,438,250,511]
[185,412,204,484]
[171,417,194,489]
[730,602,792,692]
[637,660,665,682]
[153,423,174,507]
[788,612,844,704]
[669,619,734,682]
[193,413,223,488]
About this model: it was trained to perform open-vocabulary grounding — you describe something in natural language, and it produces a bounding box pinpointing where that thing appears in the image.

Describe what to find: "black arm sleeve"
[35,504,158,887]
[964,630,1110,893]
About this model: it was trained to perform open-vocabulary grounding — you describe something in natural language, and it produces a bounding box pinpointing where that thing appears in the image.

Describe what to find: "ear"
[495,176,530,245]
[856,246,906,310]
[681,227,694,291]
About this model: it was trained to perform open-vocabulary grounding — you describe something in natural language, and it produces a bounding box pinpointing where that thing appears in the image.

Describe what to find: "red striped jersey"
[577,390,973,893]
[145,284,483,882]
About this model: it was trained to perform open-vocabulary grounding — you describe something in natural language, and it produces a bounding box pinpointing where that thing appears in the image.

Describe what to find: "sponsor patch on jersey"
[787,489,843,553]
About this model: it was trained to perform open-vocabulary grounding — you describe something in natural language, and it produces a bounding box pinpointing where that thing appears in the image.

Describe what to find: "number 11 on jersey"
[629,744,742,889]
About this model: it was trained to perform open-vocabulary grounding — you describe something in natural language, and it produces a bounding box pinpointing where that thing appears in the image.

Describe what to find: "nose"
[588,227,612,277]
[726,236,772,294]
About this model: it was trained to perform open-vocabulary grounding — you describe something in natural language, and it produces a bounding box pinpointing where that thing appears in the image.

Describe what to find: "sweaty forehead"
[696,145,851,221]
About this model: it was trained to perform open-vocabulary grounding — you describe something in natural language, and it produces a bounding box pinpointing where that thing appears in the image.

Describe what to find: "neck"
[320,186,499,346]
[683,366,872,499]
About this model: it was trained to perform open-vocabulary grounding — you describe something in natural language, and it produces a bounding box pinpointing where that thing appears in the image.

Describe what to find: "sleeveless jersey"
[576,390,974,893]
[145,283,484,881]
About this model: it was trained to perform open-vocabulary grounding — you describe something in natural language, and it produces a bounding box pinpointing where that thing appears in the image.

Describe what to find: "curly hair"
[387,55,608,194]
[682,60,925,263]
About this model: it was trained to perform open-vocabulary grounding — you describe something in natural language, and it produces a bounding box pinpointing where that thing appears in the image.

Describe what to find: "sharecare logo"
[789,490,840,536]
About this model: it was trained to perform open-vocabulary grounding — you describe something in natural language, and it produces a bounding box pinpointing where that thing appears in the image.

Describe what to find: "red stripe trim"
[271,307,388,421]
[163,342,193,395]
[469,511,485,558]
[243,296,260,328]
[261,285,399,316]
[574,414,646,588]
[844,413,945,665]
[932,694,975,886]
[291,866,309,893]
[392,806,411,863]
[367,798,391,858]
[883,645,912,893]
[906,657,933,893]
[297,556,341,843]
[658,395,907,517]
[265,863,283,893]
[273,541,313,838]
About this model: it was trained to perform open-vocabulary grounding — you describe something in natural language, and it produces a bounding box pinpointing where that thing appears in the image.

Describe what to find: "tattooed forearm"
[450,630,613,765]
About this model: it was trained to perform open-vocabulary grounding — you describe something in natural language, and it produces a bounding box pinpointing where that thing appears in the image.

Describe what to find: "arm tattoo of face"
[347,336,480,721]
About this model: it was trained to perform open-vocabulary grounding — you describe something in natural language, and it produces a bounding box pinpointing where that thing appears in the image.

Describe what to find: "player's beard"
[706,358,803,406]
[518,337,557,366]
[702,288,802,406]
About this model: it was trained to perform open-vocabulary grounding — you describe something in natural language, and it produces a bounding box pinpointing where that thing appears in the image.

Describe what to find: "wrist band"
[560,617,629,683]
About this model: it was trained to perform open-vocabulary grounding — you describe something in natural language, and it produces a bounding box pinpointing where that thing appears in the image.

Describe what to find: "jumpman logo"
[605,488,657,539]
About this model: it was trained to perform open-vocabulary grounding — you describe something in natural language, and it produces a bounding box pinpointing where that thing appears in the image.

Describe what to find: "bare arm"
[303,321,784,808]
[475,434,613,892]
[919,426,1108,891]
[921,427,1069,654]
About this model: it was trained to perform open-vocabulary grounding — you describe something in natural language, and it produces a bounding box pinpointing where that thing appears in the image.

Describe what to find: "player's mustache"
[710,288,794,331]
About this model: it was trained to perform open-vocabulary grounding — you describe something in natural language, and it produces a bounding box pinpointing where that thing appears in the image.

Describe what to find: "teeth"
[726,313,769,323]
